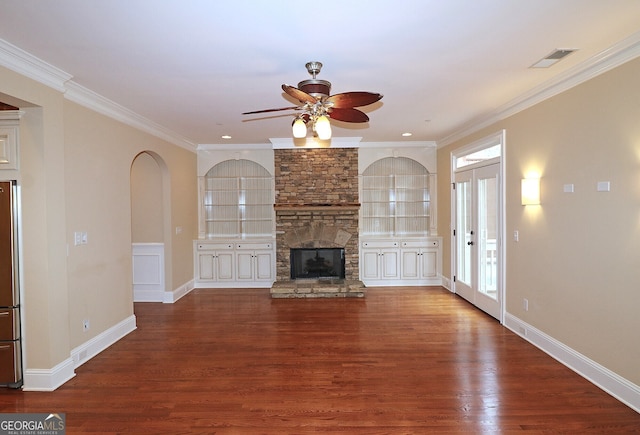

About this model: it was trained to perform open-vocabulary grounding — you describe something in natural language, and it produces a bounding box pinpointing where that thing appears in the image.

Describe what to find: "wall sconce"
[521,177,540,205]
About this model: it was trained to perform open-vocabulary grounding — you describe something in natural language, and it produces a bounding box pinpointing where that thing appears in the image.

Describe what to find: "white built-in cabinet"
[360,237,442,286]
[235,243,274,282]
[194,241,275,288]
[360,241,400,281]
[195,242,235,283]
[400,240,440,281]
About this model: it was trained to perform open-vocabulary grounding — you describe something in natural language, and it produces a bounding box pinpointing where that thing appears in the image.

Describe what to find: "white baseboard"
[504,313,640,413]
[134,289,165,302]
[23,358,76,392]
[193,280,273,289]
[441,275,452,291]
[24,314,136,391]
[70,314,137,370]
[360,278,443,287]
[163,279,195,303]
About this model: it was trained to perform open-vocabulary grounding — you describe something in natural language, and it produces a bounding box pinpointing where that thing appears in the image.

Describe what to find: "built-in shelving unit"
[198,159,275,239]
[361,173,430,236]
[202,176,273,238]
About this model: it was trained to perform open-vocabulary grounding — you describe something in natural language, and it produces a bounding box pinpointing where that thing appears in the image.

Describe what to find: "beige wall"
[131,152,164,243]
[1,67,70,370]
[63,100,197,349]
[0,65,197,375]
[437,56,640,385]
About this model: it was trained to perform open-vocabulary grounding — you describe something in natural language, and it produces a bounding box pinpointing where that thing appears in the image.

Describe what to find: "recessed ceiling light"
[402,132,412,137]
[221,135,232,139]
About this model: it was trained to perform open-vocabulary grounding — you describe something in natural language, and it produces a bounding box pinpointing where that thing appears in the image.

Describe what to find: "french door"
[454,163,501,320]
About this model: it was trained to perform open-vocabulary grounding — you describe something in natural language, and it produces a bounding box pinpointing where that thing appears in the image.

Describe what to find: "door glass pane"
[456,180,472,286]
[478,174,498,298]
[455,144,501,169]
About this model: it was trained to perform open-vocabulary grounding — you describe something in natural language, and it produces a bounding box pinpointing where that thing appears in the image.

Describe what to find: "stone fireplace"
[270,147,364,298]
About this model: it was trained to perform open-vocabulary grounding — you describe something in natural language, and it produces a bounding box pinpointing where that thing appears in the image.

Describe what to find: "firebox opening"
[290,248,345,280]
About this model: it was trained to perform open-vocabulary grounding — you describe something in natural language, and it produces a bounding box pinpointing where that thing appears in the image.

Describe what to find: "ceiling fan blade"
[242,106,299,115]
[328,107,370,123]
[282,84,317,104]
[326,91,383,108]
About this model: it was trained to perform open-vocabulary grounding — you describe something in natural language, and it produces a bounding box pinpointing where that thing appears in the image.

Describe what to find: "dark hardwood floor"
[1,287,638,434]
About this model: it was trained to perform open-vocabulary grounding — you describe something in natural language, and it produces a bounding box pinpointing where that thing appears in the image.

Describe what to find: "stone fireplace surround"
[270,147,364,298]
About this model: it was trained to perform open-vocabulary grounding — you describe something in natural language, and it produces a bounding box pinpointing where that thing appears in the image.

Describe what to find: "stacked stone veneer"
[274,148,360,283]
[275,148,359,205]
[275,206,360,281]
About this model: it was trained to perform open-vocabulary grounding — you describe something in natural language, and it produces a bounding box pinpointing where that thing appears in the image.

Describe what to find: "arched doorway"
[130,151,171,302]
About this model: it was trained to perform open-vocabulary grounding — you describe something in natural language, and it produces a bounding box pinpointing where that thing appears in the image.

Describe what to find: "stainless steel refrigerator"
[0,180,22,388]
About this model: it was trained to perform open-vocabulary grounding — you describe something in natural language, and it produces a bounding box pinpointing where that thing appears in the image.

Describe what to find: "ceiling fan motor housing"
[298,79,331,99]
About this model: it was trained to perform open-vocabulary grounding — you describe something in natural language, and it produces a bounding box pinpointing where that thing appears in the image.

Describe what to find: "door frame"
[450,130,506,323]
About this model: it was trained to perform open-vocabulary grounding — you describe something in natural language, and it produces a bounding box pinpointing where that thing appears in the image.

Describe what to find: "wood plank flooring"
[1,287,638,433]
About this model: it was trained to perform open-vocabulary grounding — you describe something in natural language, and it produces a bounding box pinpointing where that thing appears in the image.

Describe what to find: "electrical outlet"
[523,298,529,311]
[83,319,90,332]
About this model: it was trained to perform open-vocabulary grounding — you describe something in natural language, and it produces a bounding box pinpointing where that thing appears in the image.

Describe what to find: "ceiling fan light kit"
[314,115,332,140]
[292,117,307,138]
[242,61,383,141]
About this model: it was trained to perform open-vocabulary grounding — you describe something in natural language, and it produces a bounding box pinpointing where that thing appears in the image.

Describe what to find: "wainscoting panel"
[132,243,165,302]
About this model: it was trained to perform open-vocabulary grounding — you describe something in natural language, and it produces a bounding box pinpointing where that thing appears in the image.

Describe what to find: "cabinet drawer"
[401,240,439,248]
[235,243,272,250]
[197,243,233,251]
[362,241,399,249]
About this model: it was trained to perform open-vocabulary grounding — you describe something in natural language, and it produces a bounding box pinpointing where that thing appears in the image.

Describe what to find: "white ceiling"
[0,0,639,148]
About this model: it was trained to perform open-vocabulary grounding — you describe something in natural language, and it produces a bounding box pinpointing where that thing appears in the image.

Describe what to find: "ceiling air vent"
[530,48,577,68]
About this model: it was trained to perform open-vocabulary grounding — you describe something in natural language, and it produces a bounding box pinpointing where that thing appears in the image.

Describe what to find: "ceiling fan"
[242,61,383,140]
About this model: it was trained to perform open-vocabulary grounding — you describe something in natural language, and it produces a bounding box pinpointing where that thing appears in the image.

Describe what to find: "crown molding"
[438,30,640,148]
[64,81,196,152]
[361,141,437,149]
[0,39,72,92]
[269,137,362,149]
[0,37,196,152]
[197,142,274,151]
[0,110,25,121]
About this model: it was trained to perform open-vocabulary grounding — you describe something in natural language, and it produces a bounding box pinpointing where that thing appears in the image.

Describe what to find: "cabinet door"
[361,250,381,279]
[255,251,272,281]
[215,251,234,280]
[401,250,420,279]
[420,249,438,278]
[198,253,215,280]
[236,251,272,281]
[381,249,399,279]
[235,252,253,280]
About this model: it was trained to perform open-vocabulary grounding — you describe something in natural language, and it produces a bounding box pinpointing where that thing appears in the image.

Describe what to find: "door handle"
[467,241,474,245]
